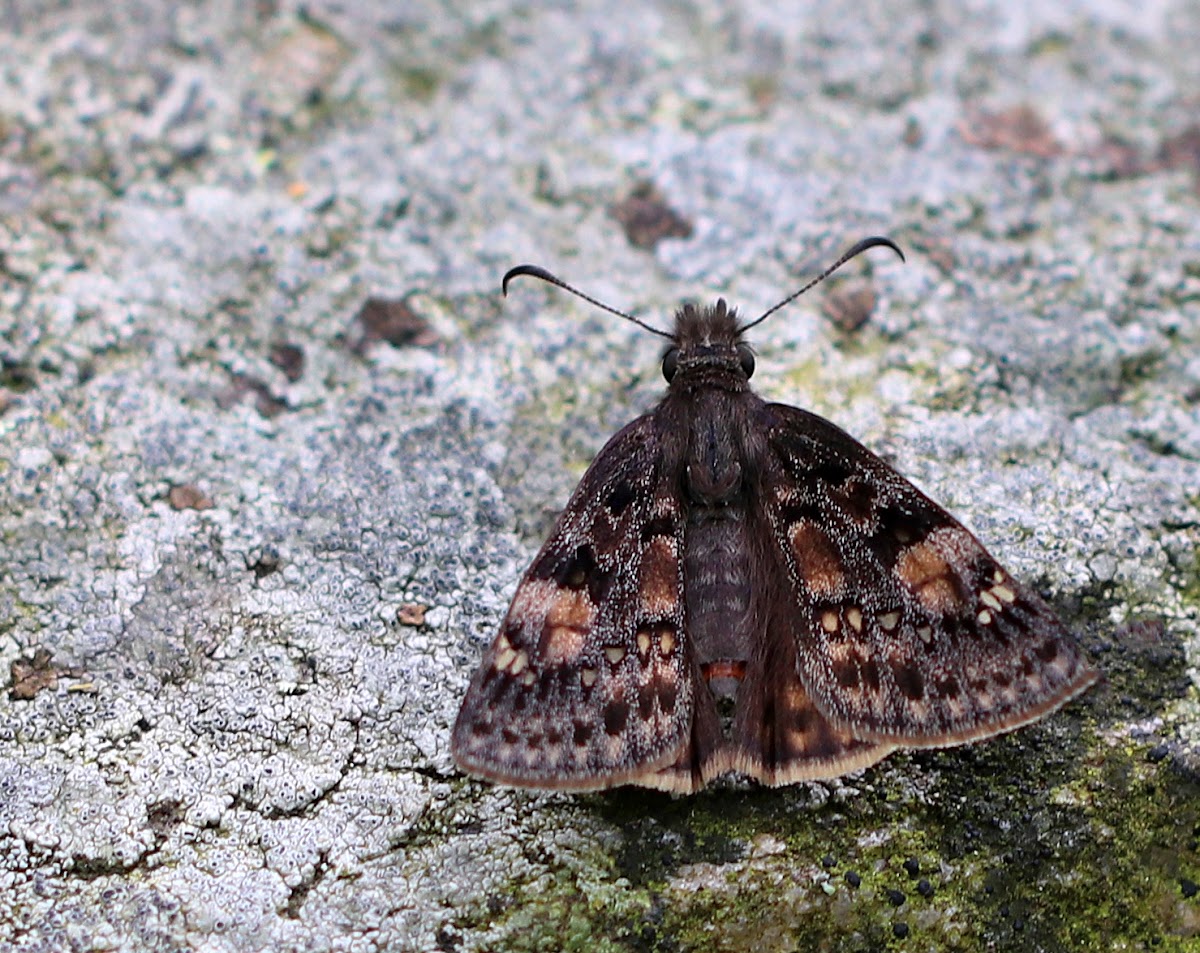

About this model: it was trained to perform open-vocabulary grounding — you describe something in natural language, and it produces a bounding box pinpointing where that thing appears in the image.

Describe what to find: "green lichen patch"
[443,852,657,953]
[449,712,1200,952]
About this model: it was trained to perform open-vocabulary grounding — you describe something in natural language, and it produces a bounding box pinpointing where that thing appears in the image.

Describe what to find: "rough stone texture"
[1,1,1197,951]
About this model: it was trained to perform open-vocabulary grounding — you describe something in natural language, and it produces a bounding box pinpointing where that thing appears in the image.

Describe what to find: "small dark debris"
[147,798,186,835]
[270,342,306,382]
[902,858,920,878]
[354,296,437,351]
[1160,126,1200,177]
[10,648,58,699]
[283,848,331,919]
[608,181,694,250]
[844,870,861,888]
[917,878,934,898]
[254,18,349,117]
[887,888,906,907]
[1089,135,1151,180]
[902,116,924,148]
[1147,743,1170,763]
[1181,878,1199,899]
[435,924,461,952]
[893,922,910,939]
[821,854,836,868]
[168,484,214,511]
[909,236,957,275]
[248,552,281,579]
[958,104,1062,157]
[398,603,429,627]
[0,359,36,393]
[822,284,877,334]
[220,373,289,418]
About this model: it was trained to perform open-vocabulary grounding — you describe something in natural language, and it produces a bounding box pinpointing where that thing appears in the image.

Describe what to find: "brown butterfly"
[452,237,1098,794]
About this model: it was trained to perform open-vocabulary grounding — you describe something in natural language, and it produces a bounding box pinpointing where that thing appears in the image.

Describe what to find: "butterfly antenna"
[502,264,674,340]
[739,236,906,332]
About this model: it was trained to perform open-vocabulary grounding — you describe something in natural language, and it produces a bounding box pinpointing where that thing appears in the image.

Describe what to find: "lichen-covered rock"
[1,1,1197,951]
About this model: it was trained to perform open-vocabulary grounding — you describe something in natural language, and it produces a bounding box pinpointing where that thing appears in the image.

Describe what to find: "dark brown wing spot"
[534,543,592,588]
[875,505,940,563]
[831,477,878,524]
[479,667,501,692]
[835,659,860,688]
[812,458,852,486]
[862,658,882,692]
[638,683,657,720]
[893,663,925,700]
[604,698,630,735]
[573,722,593,746]
[641,516,677,541]
[1036,639,1061,663]
[531,544,615,606]
[779,498,823,527]
[658,681,678,714]
[605,481,636,515]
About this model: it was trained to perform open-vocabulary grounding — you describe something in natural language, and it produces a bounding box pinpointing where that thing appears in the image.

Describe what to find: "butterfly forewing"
[452,416,697,790]
[762,404,1098,746]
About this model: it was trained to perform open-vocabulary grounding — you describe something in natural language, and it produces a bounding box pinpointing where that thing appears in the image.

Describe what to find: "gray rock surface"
[1,1,1197,950]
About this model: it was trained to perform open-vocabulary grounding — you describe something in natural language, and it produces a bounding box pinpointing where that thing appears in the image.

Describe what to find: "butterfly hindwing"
[761,403,1098,746]
[727,565,897,785]
[451,415,696,790]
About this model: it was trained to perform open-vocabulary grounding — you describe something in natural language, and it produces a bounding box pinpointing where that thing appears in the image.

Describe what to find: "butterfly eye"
[662,348,680,382]
[737,343,756,378]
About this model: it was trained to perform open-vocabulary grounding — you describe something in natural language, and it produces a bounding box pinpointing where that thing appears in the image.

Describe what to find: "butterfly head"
[662,299,755,387]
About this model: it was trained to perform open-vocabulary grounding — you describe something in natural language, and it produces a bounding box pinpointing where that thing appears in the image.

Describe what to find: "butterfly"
[452,237,1098,794]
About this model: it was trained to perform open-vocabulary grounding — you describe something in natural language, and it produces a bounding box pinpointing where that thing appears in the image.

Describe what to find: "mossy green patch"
[452,706,1200,951]
[398,66,442,102]
[1178,547,1200,609]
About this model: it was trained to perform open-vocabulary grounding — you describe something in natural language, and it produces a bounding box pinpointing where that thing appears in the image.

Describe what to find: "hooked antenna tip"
[501,264,556,297]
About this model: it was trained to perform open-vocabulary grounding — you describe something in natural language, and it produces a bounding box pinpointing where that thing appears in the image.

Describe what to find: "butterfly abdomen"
[684,508,755,687]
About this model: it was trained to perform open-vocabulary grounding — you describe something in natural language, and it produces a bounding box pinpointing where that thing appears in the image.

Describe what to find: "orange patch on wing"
[639,536,679,617]
[542,625,587,664]
[781,679,811,715]
[895,530,961,612]
[546,587,594,630]
[788,520,845,597]
[541,588,596,664]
